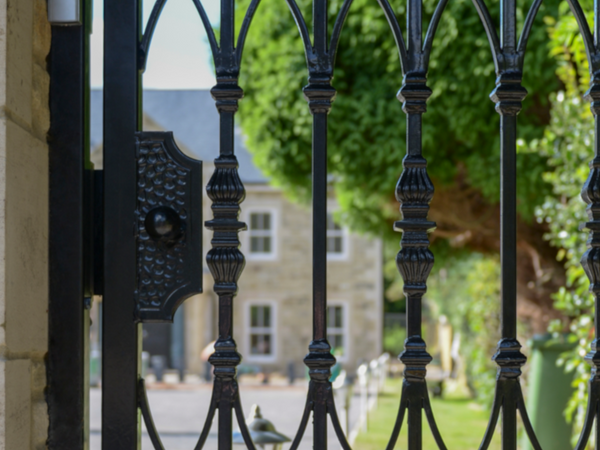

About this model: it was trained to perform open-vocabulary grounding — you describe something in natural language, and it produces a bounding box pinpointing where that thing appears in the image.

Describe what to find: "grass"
[353,380,501,450]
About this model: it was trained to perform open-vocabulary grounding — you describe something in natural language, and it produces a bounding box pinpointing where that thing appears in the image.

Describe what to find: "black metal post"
[395,74,435,450]
[177,1,265,450]
[497,111,522,450]
[102,0,142,447]
[204,0,248,445]
[373,0,450,447]
[498,0,519,343]
[302,3,339,448]
[312,111,328,344]
[283,2,355,450]
[500,114,518,340]
[468,0,548,446]
[47,5,91,448]
[309,109,331,450]
[488,0,529,444]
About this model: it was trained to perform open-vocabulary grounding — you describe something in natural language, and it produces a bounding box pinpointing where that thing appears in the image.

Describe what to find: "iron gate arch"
[99,0,600,448]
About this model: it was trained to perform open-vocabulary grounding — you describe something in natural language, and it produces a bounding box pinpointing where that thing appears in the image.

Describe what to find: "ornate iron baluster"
[195,1,266,450]
[194,1,264,449]
[561,0,600,446]
[374,0,448,448]
[284,1,354,449]
[470,0,544,448]
[133,0,263,448]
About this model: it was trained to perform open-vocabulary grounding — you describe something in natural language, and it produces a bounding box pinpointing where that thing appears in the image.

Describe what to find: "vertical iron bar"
[205,6,247,439]
[499,0,518,341]
[313,383,329,450]
[313,113,328,342]
[407,392,423,450]
[314,0,328,54]
[311,108,330,450]
[387,2,437,449]
[500,0,516,52]
[207,117,245,450]
[488,0,528,444]
[220,112,235,156]
[395,68,434,450]
[286,0,361,445]
[501,381,517,450]
[406,113,422,156]
[103,0,142,447]
[404,113,423,341]
[405,294,422,338]
[500,115,517,339]
[221,0,234,49]
[492,84,526,450]
[200,0,271,446]
[304,88,335,450]
[376,0,455,444]
[218,376,234,450]
[47,10,89,449]
[216,289,235,450]
[407,0,422,54]
[301,5,339,448]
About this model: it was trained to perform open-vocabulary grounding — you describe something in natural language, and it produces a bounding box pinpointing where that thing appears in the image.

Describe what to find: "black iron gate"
[46,0,600,448]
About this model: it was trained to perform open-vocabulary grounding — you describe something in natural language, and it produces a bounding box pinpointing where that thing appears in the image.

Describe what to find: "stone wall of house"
[185,160,383,376]
[0,0,50,448]
[236,188,383,373]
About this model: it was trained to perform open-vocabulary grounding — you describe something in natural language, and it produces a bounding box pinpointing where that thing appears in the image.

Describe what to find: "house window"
[327,305,346,358]
[249,305,273,357]
[248,211,275,258]
[327,213,347,258]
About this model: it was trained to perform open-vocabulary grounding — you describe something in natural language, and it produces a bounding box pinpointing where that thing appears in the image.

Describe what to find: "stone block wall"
[0,0,50,448]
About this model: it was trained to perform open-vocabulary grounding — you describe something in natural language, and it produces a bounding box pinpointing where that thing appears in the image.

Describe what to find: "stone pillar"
[0,0,50,448]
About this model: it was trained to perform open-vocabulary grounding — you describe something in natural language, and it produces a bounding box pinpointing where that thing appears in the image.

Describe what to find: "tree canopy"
[236,0,564,325]
[236,0,561,223]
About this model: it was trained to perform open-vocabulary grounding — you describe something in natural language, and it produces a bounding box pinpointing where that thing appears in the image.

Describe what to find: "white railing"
[334,353,390,446]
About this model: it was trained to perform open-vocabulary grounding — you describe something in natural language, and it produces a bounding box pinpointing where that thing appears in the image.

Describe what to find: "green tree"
[237,0,564,326]
[529,0,596,435]
[427,253,501,404]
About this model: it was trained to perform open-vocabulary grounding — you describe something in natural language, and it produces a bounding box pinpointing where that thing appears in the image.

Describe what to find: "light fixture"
[233,404,291,450]
[48,0,81,26]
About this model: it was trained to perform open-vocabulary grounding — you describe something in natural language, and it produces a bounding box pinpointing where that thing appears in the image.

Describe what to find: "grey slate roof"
[90,89,268,183]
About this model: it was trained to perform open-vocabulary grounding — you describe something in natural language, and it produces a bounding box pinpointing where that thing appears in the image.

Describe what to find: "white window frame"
[245,208,278,261]
[326,212,350,261]
[245,301,277,363]
[327,301,349,362]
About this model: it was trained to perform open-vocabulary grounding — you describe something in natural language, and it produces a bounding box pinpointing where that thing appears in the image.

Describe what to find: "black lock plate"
[134,131,202,322]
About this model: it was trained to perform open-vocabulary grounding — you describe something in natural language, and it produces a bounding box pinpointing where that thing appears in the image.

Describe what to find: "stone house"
[91,89,384,376]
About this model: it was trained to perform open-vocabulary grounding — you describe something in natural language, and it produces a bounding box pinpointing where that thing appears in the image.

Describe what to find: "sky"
[91,0,220,89]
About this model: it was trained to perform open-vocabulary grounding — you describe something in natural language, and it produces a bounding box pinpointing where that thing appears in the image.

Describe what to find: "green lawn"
[353,381,501,450]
